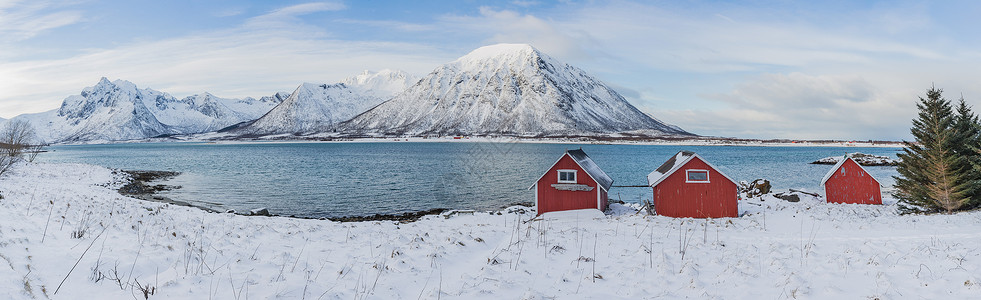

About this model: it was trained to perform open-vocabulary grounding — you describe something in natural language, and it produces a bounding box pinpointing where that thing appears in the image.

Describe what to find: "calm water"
[39,142,901,218]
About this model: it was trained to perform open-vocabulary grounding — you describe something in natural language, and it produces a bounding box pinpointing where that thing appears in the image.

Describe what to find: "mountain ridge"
[342,43,691,136]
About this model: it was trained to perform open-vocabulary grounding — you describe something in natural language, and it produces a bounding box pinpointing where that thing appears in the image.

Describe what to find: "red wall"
[824,159,882,205]
[537,155,604,215]
[652,157,738,218]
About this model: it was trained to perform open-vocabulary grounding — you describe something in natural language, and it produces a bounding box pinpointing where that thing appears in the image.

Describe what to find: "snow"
[453,43,538,65]
[5,78,281,143]
[345,43,690,136]
[537,208,605,221]
[3,162,981,299]
[230,70,417,136]
[647,152,689,186]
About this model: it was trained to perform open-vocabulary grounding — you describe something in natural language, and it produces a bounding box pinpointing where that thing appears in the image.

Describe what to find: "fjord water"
[40,142,901,218]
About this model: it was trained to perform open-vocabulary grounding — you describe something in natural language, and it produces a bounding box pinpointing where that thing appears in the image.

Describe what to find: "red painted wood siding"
[824,159,882,205]
[537,155,603,215]
[652,157,738,218]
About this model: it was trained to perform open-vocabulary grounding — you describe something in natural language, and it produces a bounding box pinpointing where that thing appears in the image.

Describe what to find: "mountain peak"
[454,43,540,63]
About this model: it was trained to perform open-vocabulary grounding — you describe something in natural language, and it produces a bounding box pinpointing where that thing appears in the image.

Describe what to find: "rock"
[739,179,772,198]
[327,208,447,222]
[811,153,898,166]
[773,192,800,202]
[250,208,270,216]
[225,209,236,214]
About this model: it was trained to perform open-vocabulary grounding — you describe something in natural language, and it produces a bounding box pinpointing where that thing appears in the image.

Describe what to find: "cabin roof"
[647,151,735,187]
[531,149,614,191]
[820,156,882,187]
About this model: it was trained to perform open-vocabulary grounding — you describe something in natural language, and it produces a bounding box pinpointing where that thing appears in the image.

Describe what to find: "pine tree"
[894,87,972,213]
[953,98,981,208]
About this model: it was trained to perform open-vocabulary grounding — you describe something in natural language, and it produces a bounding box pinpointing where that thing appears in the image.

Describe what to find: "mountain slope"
[229,70,416,136]
[344,44,691,136]
[155,92,281,134]
[9,78,282,143]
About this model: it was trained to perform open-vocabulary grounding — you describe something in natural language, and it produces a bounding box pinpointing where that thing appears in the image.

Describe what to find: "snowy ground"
[1,162,979,299]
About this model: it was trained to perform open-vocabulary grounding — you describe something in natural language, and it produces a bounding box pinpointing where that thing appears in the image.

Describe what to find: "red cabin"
[531,149,613,216]
[647,151,738,218]
[821,156,882,204]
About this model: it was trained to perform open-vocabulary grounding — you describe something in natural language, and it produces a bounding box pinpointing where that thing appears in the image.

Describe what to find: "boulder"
[250,208,270,216]
[773,192,800,202]
[739,179,772,198]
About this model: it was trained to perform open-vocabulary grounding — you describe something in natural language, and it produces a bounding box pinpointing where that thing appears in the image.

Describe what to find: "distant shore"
[58,134,908,148]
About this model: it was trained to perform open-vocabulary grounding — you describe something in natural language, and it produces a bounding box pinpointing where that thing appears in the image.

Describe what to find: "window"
[686,169,710,183]
[557,170,577,183]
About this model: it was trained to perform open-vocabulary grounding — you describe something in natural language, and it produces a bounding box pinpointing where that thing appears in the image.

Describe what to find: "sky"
[1,0,980,140]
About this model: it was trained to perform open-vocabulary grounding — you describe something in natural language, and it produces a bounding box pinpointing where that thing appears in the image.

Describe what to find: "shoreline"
[55,135,908,148]
[116,169,530,222]
[52,137,906,148]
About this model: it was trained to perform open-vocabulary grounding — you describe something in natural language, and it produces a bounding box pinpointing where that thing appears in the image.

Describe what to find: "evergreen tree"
[894,87,972,213]
[953,98,981,208]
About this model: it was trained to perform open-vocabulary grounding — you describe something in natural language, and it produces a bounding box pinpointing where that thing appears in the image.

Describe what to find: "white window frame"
[685,169,710,183]
[557,169,577,183]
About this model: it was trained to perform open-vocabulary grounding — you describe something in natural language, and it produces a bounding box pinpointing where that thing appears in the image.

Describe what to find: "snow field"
[1,162,980,299]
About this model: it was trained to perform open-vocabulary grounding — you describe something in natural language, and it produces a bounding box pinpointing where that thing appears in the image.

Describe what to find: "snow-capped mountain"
[343,44,691,136]
[9,78,282,143]
[228,70,416,135]
[155,92,282,134]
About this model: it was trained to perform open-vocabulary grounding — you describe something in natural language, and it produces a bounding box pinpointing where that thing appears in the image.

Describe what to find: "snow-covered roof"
[647,151,736,187]
[531,149,614,191]
[820,156,881,187]
[566,149,614,191]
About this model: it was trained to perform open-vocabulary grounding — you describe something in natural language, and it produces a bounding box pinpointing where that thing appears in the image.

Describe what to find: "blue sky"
[2,0,980,140]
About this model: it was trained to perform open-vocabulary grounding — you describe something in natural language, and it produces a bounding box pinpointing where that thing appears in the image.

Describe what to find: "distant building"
[821,156,882,205]
[647,151,738,218]
[531,149,613,216]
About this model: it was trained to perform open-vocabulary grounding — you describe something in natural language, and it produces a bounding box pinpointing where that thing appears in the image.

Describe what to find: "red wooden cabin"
[821,156,882,205]
[647,151,738,218]
[531,149,613,216]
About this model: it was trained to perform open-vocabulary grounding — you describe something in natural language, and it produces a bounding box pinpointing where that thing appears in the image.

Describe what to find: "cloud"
[438,7,594,60]
[335,19,436,32]
[0,1,83,41]
[245,2,346,29]
[650,72,914,140]
[215,7,246,18]
[0,2,451,118]
[2,0,980,140]
[709,73,875,111]
[510,1,540,7]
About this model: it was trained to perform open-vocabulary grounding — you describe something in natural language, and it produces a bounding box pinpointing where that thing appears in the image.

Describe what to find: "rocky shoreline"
[810,152,898,166]
[116,170,222,213]
[116,169,529,222]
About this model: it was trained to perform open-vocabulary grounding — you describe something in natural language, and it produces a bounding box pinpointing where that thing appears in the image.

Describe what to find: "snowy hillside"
[344,44,691,136]
[228,70,416,136]
[6,78,282,143]
[2,162,980,299]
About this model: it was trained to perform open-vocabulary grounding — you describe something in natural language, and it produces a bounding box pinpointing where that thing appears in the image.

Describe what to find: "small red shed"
[531,149,613,216]
[647,151,738,218]
[821,156,882,205]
